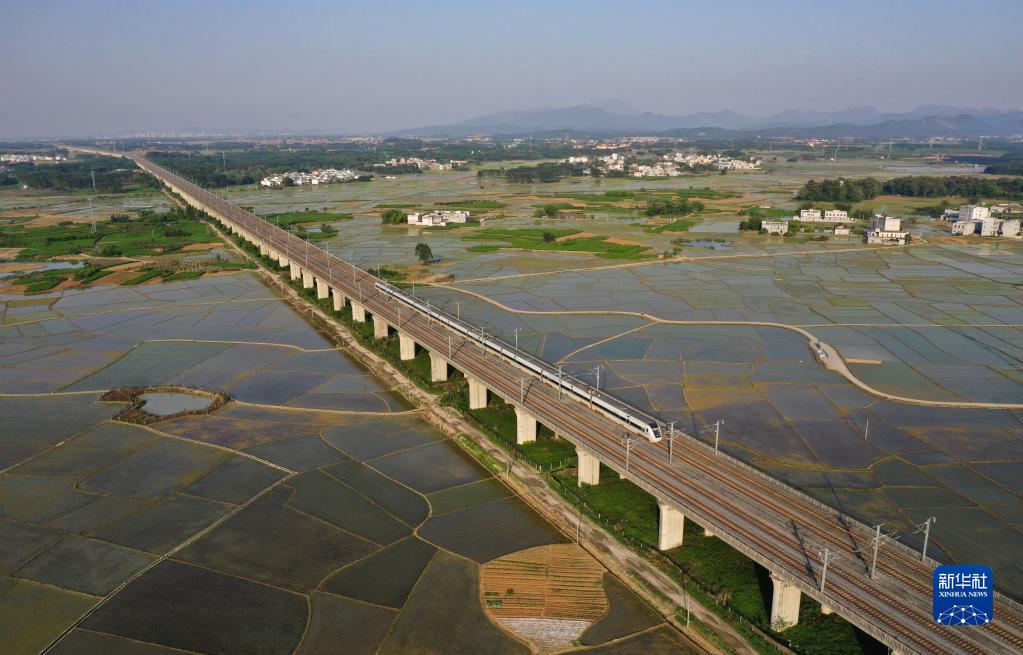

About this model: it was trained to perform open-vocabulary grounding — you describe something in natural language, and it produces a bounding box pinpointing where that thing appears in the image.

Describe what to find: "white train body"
[375,281,663,443]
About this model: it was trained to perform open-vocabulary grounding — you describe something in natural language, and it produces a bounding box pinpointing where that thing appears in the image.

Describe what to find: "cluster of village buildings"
[0,153,66,163]
[259,168,358,187]
[666,152,762,170]
[373,157,468,171]
[944,204,1021,238]
[406,210,473,227]
[761,208,909,245]
[557,151,760,177]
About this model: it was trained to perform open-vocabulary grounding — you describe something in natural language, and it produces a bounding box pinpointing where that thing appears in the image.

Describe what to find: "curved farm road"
[430,285,1023,411]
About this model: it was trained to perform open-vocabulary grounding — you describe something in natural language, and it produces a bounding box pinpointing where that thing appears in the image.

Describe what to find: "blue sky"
[2,0,1021,136]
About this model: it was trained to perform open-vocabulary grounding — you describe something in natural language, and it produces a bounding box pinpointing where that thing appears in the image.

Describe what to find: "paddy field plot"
[3,273,690,654]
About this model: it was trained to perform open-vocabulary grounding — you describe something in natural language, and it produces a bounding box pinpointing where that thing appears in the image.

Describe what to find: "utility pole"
[557,365,563,399]
[480,328,486,356]
[667,421,677,464]
[513,327,521,350]
[426,300,431,325]
[448,335,453,359]
[819,547,839,592]
[703,420,724,453]
[455,300,462,321]
[519,377,527,403]
[590,365,602,391]
[869,524,899,579]
[621,435,638,478]
[915,517,936,562]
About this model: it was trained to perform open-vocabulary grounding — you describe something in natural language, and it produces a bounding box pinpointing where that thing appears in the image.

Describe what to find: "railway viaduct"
[72,147,1023,655]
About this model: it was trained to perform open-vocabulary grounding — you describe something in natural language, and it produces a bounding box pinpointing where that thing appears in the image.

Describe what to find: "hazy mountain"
[394,103,1023,138]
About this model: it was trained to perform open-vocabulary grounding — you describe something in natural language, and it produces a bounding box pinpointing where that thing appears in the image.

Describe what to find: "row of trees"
[798,176,1023,201]
[645,197,704,217]
[478,162,590,184]
[5,156,158,193]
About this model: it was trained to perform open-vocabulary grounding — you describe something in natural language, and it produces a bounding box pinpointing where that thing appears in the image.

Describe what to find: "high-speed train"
[375,281,663,443]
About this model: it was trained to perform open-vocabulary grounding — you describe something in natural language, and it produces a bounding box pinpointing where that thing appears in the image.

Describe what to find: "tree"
[414,242,433,264]
[542,232,556,243]
[381,209,406,224]
[282,176,295,187]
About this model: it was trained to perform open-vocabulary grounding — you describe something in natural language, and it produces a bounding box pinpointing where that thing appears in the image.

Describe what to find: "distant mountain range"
[395,101,1023,139]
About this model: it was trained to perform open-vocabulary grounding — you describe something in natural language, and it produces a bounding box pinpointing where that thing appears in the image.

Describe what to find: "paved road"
[126,151,1023,655]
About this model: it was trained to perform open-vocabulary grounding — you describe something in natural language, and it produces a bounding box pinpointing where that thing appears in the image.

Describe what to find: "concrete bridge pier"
[277,254,290,269]
[316,278,329,300]
[577,447,600,486]
[331,288,346,312]
[514,406,537,444]
[258,243,269,257]
[429,353,448,382]
[770,573,802,629]
[398,333,416,360]
[467,376,488,409]
[373,315,390,340]
[703,527,715,537]
[289,262,301,281]
[351,301,366,323]
[301,270,314,289]
[657,501,685,550]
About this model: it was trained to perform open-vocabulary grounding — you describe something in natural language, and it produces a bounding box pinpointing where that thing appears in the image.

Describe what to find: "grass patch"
[123,269,162,285]
[463,228,653,259]
[646,218,696,234]
[264,209,353,227]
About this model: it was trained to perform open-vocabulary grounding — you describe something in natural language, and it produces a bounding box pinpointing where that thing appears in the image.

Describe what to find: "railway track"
[129,154,1023,655]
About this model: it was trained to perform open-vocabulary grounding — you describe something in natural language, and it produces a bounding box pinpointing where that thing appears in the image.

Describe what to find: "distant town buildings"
[0,153,66,163]
[799,208,822,221]
[631,162,683,177]
[833,225,851,236]
[406,210,472,227]
[600,153,627,172]
[762,219,789,235]
[666,152,761,171]
[866,215,908,245]
[373,157,467,172]
[260,168,357,187]
[946,204,1021,238]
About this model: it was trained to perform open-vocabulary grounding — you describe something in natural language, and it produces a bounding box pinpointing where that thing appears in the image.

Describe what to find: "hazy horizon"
[3,0,1022,138]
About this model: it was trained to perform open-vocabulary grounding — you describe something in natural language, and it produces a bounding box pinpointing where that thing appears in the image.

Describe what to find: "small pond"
[0,261,85,279]
[139,392,214,416]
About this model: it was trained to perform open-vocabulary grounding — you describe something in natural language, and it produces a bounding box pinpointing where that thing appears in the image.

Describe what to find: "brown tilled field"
[480,543,607,621]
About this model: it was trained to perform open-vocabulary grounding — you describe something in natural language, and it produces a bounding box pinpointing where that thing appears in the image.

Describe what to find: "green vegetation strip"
[463,228,653,259]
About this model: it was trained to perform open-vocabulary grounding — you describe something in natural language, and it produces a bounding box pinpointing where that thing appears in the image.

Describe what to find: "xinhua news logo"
[933,565,993,626]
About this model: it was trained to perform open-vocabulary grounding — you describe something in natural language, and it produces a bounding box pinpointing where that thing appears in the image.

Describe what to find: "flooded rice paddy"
[411,241,1023,595]
[0,272,692,654]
